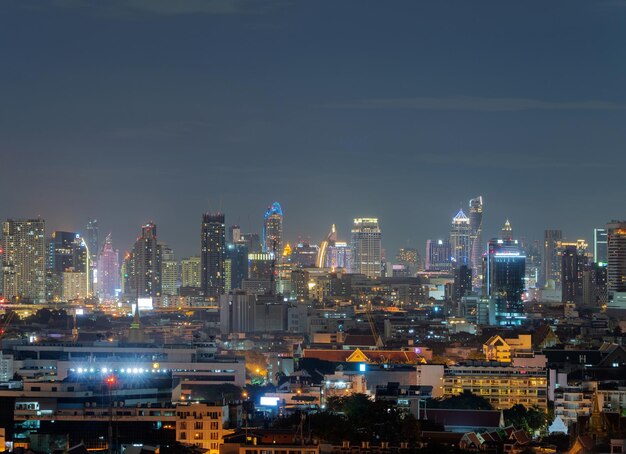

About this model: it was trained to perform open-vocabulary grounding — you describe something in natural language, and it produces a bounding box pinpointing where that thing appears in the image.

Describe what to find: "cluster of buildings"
[0,199,625,452]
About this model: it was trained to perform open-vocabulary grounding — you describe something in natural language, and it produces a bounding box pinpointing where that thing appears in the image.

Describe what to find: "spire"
[501,219,513,239]
[452,209,469,223]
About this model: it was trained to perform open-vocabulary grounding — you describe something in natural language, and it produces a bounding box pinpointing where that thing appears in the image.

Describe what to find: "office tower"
[396,247,421,275]
[469,196,483,284]
[86,219,99,262]
[263,202,283,255]
[201,213,226,299]
[351,218,382,278]
[159,242,178,296]
[607,221,626,296]
[132,223,161,298]
[453,265,472,302]
[240,233,262,253]
[180,256,201,288]
[327,242,352,271]
[229,225,241,244]
[524,240,542,289]
[583,262,607,307]
[594,228,608,265]
[485,238,526,319]
[248,252,275,280]
[227,243,248,290]
[501,219,513,240]
[46,231,77,300]
[542,229,562,289]
[291,242,319,268]
[317,224,337,268]
[561,244,586,306]
[63,235,91,300]
[425,239,452,272]
[1,219,46,303]
[450,209,471,268]
[97,233,119,300]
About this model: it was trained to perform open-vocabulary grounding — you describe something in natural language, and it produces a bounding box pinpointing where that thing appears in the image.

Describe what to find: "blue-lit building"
[485,238,526,323]
[263,202,283,255]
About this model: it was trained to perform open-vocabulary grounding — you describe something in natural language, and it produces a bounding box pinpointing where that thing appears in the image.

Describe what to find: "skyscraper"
[227,242,248,290]
[2,219,46,303]
[159,242,178,296]
[201,213,226,299]
[86,219,99,262]
[132,223,161,298]
[351,218,382,278]
[97,233,119,300]
[561,244,586,306]
[485,238,526,319]
[501,219,513,240]
[469,196,483,284]
[607,221,626,296]
[263,202,283,255]
[542,229,563,289]
[425,239,452,272]
[594,228,608,265]
[450,209,471,268]
[180,256,201,288]
[396,247,421,275]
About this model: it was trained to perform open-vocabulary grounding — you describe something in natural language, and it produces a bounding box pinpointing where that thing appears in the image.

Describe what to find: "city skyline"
[1,1,625,258]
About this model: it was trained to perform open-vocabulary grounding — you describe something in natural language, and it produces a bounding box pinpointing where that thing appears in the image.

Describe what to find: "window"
[180,422,187,430]
[194,422,203,430]
[180,432,187,440]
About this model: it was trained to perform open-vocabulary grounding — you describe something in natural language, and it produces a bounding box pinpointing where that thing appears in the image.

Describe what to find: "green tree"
[428,390,493,410]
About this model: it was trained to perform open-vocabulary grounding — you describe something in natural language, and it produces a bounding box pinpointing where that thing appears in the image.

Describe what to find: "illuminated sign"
[260,396,280,406]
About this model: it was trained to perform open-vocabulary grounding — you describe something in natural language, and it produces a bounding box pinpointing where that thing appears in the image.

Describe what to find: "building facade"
[351,218,382,278]
[201,213,226,299]
[450,210,471,268]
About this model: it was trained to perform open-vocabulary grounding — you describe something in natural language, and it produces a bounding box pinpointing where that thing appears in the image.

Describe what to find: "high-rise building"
[561,244,586,306]
[485,238,526,319]
[607,221,626,297]
[263,202,283,255]
[291,242,319,268]
[351,218,382,278]
[240,233,262,254]
[227,243,248,290]
[180,256,201,288]
[450,209,471,268]
[542,229,562,289]
[46,231,77,300]
[201,213,226,299]
[594,228,608,265]
[501,219,513,240]
[469,196,483,285]
[1,219,46,303]
[326,242,351,271]
[86,219,99,262]
[453,265,472,303]
[159,242,178,296]
[131,223,161,298]
[229,225,241,244]
[425,239,452,272]
[97,233,119,300]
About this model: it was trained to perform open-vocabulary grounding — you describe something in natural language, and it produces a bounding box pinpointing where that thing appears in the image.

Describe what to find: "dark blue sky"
[2,0,625,258]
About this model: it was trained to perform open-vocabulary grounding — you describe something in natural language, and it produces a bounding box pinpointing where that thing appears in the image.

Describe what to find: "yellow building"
[442,364,548,410]
[483,334,533,363]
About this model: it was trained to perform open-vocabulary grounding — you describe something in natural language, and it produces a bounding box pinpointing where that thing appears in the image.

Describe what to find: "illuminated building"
[263,202,283,255]
[132,223,161,298]
[561,243,587,305]
[485,238,525,320]
[501,219,513,240]
[180,256,201,288]
[62,270,89,300]
[453,265,472,302]
[469,196,483,285]
[425,239,452,272]
[159,242,178,296]
[291,242,319,268]
[316,224,337,268]
[229,224,241,243]
[450,209,471,268]
[594,228,608,264]
[327,241,351,271]
[248,252,274,280]
[2,218,46,303]
[240,232,261,253]
[541,229,562,289]
[46,231,78,300]
[227,243,248,290]
[607,220,626,297]
[97,233,119,299]
[442,364,547,410]
[351,218,382,278]
[86,218,99,262]
[201,213,226,299]
[396,247,420,274]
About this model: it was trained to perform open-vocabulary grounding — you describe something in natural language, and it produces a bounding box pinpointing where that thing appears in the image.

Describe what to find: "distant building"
[227,243,248,290]
[159,242,178,296]
[561,244,586,305]
[396,247,421,274]
[201,213,226,299]
[450,209,471,268]
[469,196,484,286]
[263,202,283,255]
[542,229,562,289]
[425,239,452,272]
[132,223,161,298]
[351,218,382,278]
[485,238,525,320]
[594,228,608,264]
[97,233,119,299]
[180,256,201,288]
[2,218,46,303]
[607,221,626,297]
[291,242,318,268]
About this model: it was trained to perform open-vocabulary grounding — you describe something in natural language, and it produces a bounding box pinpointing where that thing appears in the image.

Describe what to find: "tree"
[428,390,493,410]
[504,404,547,435]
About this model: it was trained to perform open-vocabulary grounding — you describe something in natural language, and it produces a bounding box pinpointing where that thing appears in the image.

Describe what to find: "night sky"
[2,0,625,258]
